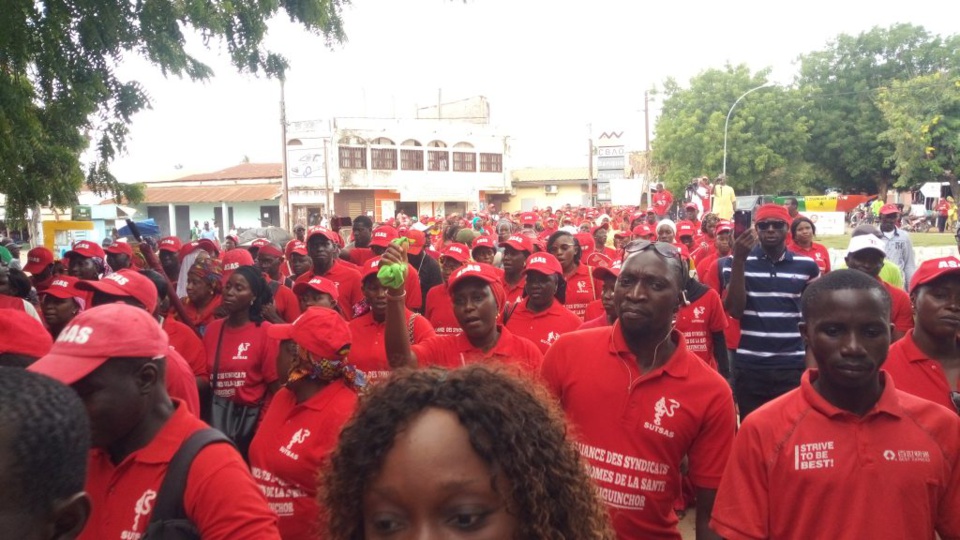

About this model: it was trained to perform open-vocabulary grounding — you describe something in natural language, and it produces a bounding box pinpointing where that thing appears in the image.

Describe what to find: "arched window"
[427,140,447,148]
[401,139,422,147]
[371,137,395,146]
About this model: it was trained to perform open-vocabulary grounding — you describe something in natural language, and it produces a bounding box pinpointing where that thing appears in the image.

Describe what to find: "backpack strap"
[149,429,234,525]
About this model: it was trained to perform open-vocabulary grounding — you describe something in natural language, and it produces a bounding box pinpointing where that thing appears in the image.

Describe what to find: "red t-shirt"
[882,280,915,335]
[81,401,280,540]
[403,263,423,311]
[411,326,543,375]
[203,319,280,407]
[269,278,302,323]
[299,261,363,320]
[505,299,583,354]
[884,331,958,411]
[165,348,201,416]
[501,275,526,305]
[711,370,960,540]
[584,299,606,321]
[172,295,221,336]
[700,256,741,351]
[789,242,831,274]
[163,317,208,379]
[347,246,375,266]
[676,289,727,370]
[563,264,601,320]
[541,325,736,539]
[348,310,436,382]
[248,383,358,540]
[425,284,462,336]
[579,314,612,330]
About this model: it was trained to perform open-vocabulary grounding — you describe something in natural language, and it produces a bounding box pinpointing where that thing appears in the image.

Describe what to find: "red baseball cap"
[268,307,351,359]
[676,220,696,238]
[499,234,534,254]
[404,230,426,255]
[158,236,182,254]
[0,310,53,358]
[576,232,595,255]
[222,248,255,279]
[23,246,54,274]
[251,239,283,258]
[43,276,84,300]
[521,213,538,227]
[584,251,612,268]
[522,253,563,277]
[684,202,698,210]
[177,239,219,261]
[632,224,654,237]
[440,243,470,263]
[472,235,497,252]
[65,240,105,260]
[879,203,900,215]
[592,258,623,281]
[613,229,630,239]
[909,256,960,293]
[290,240,308,256]
[105,241,133,257]
[716,220,733,234]
[293,275,340,299]
[306,226,342,246]
[447,262,500,292]
[76,269,158,314]
[28,304,169,385]
[361,257,383,281]
[370,226,399,248]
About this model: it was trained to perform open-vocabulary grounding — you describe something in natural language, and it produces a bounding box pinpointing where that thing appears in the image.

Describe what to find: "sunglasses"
[756,221,787,231]
[622,239,680,258]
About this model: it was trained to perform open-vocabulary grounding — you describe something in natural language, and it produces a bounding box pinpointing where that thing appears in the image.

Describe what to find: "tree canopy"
[0,0,347,225]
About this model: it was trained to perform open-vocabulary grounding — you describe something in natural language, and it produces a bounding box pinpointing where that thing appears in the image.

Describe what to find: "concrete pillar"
[168,203,176,237]
[221,201,228,242]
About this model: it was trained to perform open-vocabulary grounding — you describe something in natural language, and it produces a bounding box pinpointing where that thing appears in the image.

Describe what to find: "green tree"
[877,72,960,200]
[0,0,347,225]
[651,64,810,197]
[796,24,956,196]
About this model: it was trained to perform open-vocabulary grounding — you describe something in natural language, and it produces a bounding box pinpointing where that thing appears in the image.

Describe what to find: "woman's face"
[657,227,675,245]
[441,257,464,284]
[362,407,517,539]
[186,273,214,306]
[275,339,298,386]
[548,234,576,270]
[451,280,498,341]
[68,255,99,280]
[794,222,814,245]
[41,295,78,333]
[289,253,313,278]
[472,247,496,266]
[524,271,558,308]
[224,238,237,251]
[362,276,389,320]
[222,273,255,315]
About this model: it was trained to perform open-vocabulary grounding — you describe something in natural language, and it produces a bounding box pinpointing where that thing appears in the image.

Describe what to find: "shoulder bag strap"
[149,428,234,524]
[209,322,227,406]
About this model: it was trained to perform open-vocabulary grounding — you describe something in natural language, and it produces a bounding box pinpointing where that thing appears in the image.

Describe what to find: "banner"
[773,195,874,213]
[805,211,846,236]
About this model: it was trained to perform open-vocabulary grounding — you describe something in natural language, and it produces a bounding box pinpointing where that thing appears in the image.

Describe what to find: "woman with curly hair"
[320,365,614,540]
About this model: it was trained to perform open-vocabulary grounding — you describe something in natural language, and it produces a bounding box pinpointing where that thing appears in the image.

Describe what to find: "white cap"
[847,234,885,255]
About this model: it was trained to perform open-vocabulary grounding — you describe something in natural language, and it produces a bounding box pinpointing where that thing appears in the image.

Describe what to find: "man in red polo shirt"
[580,260,620,329]
[504,253,582,354]
[711,269,960,540]
[28,304,280,539]
[542,242,736,538]
[158,236,182,283]
[23,245,56,293]
[253,240,301,323]
[297,226,363,319]
[884,256,960,412]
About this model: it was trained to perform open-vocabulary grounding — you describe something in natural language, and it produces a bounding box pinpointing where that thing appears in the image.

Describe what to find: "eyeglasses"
[756,221,787,231]
[622,239,680,258]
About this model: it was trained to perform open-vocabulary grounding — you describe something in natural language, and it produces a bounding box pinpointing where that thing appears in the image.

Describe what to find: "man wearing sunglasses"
[722,204,820,420]
[542,239,736,539]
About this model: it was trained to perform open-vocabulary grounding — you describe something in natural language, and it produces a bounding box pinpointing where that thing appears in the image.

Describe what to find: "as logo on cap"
[375,232,387,237]
[456,264,482,277]
[509,235,524,242]
[52,279,70,288]
[224,262,240,270]
[938,259,960,269]
[161,239,175,245]
[57,325,93,344]
[76,242,91,249]
[529,256,548,265]
[612,260,622,270]
[29,256,40,263]
[106,274,129,286]
[449,246,463,254]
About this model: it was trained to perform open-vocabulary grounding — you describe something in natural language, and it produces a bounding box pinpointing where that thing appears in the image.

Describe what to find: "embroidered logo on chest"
[643,397,680,438]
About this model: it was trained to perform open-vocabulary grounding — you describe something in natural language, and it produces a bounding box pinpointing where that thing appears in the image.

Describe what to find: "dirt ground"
[679,509,697,538]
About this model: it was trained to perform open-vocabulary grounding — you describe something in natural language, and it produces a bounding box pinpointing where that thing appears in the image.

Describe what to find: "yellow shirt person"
[712,177,737,220]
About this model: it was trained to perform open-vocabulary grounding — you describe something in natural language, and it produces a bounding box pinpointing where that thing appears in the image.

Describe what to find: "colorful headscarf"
[188,256,223,294]
[287,343,366,389]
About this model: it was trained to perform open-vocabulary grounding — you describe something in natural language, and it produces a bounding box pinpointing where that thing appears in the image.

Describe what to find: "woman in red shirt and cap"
[40,275,86,338]
[249,307,363,540]
[504,253,581,354]
[424,243,470,336]
[174,256,223,336]
[381,244,543,375]
[348,257,436,382]
[547,231,599,320]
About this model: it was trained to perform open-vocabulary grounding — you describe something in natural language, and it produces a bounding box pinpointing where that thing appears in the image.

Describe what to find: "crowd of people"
[0,196,958,540]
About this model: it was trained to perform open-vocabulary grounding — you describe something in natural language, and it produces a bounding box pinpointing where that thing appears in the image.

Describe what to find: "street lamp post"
[722,81,775,178]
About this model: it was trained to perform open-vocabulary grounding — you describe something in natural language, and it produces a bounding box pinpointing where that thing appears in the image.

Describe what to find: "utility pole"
[644,90,651,153]
[587,123,594,206]
[279,78,291,230]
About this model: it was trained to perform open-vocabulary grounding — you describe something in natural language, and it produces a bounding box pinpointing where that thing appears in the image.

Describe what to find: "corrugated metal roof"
[511,167,590,182]
[137,184,281,204]
[155,163,283,182]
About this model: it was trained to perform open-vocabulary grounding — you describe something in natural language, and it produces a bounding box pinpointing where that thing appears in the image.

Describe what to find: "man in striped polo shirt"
[722,204,820,419]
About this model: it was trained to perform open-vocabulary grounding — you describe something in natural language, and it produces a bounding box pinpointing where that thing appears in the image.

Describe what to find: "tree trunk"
[945,170,959,202]
[877,177,890,202]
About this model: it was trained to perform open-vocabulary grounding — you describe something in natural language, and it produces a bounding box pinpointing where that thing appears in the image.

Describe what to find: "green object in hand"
[377,237,409,289]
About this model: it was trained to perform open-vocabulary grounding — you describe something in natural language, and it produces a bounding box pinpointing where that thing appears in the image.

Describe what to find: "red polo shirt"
[579,314,612,330]
[505,299,583,354]
[269,278,301,323]
[501,275,526,305]
[884,331,958,411]
[789,242,831,274]
[411,326,543,375]
[541,324,736,539]
[300,260,363,320]
[203,319,279,407]
[563,263,601,319]
[348,310,436,382]
[424,284,462,336]
[81,401,280,540]
[347,246,375,266]
[711,370,960,540]
[166,348,201,416]
[584,299,605,321]
[163,316,208,379]
[700,256,741,351]
[882,280,914,336]
[676,288,727,370]
[248,382,358,540]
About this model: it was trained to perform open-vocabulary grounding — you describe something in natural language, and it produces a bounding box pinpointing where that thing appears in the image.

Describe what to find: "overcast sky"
[106,0,956,182]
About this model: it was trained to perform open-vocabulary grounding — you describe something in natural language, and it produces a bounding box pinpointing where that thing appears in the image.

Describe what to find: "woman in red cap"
[64,240,106,281]
[504,253,581,354]
[172,256,223,336]
[248,307,363,540]
[348,257,436,383]
[203,265,280,455]
[382,244,543,375]
[423,243,470,336]
[39,275,86,338]
[293,274,342,315]
[546,231,600,320]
